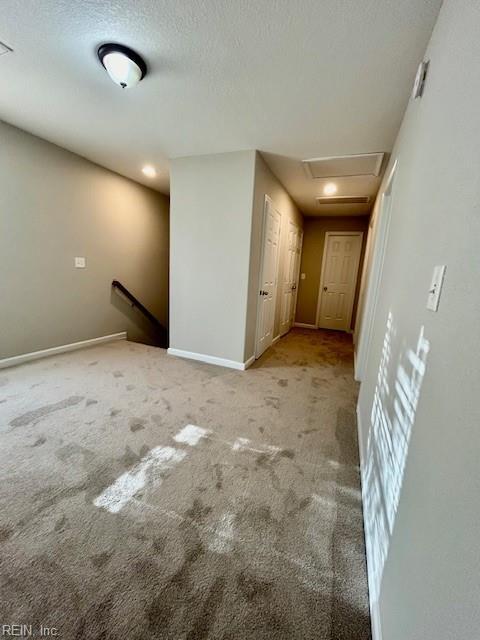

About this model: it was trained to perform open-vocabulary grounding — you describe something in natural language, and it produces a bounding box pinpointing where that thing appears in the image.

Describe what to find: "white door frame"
[292,229,304,326]
[355,160,397,381]
[255,195,282,358]
[315,231,364,331]
[280,221,303,337]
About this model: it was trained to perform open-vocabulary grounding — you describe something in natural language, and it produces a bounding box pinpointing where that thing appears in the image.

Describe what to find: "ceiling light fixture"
[97,43,147,89]
[323,182,338,196]
[142,165,156,178]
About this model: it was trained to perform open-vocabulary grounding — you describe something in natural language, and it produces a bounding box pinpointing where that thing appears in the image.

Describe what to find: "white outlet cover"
[426,265,446,312]
[74,257,86,268]
[300,273,306,280]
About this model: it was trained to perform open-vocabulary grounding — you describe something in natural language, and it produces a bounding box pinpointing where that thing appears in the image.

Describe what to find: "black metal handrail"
[112,280,167,339]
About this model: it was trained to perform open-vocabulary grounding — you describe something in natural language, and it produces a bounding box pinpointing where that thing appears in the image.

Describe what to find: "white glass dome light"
[97,43,147,89]
[103,51,142,88]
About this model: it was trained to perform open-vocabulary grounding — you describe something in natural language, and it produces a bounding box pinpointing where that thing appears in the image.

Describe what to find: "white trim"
[167,348,253,371]
[315,231,363,332]
[291,227,304,330]
[356,404,382,640]
[355,160,397,382]
[255,194,272,360]
[255,195,282,359]
[294,322,317,329]
[244,355,255,369]
[272,334,281,345]
[0,332,127,370]
[279,220,304,337]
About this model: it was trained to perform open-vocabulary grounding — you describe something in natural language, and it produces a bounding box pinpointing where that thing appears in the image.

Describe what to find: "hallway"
[0,329,370,639]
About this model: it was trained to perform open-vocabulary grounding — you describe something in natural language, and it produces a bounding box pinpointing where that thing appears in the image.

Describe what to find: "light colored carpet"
[0,328,371,639]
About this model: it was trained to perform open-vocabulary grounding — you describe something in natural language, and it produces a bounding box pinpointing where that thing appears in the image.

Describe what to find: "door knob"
[263,290,268,296]
[323,286,328,291]
[292,284,297,290]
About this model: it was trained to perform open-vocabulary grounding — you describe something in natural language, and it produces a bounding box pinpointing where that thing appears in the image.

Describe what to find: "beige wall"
[170,150,301,366]
[355,1,480,638]
[295,216,369,327]
[0,121,169,360]
[244,153,303,360]
[169,151,256,364]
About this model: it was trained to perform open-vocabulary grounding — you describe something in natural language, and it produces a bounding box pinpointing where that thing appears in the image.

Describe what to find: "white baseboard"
[354,348,362,382]
[272,334,281,345]
[294,322,317,329]
[243,355,255,369]
[0,332,127,370]
[356,404,382,640]
[167,347,253,371]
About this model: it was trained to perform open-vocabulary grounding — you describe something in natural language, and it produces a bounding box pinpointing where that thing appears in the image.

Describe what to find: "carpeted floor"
[0,328,371,639]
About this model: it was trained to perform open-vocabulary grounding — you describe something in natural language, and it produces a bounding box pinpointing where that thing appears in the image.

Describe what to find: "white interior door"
[280,222,303,335]
[255,198,281,358]
[355,161,397,381]
[316,232,363,331]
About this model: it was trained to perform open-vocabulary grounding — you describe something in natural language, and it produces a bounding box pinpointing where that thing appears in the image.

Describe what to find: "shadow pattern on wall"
[363,311,430,603]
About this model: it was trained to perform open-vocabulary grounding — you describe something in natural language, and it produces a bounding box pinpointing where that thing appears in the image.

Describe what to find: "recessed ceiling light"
[97,43,147,89]
[323,182,338,196]
[142,165,156,178]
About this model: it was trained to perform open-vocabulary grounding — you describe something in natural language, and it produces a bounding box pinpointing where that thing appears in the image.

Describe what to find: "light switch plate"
[300,273,306,280]
[412,60,429,99]
[426,265,446,311]
[75,257,86,268]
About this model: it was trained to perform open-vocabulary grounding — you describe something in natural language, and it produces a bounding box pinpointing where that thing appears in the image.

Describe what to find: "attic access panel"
[303,153,384,179]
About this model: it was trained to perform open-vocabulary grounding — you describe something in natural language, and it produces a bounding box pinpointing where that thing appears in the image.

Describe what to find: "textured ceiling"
[0,0,442,214]
[262,152,385,216]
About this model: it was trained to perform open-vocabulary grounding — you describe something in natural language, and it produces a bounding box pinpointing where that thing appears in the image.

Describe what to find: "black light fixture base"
[97,43,147,81]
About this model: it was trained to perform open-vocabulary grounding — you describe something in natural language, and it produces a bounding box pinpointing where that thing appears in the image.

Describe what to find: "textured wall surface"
[0,121,169,359]
[355,2,480,638]
[296,216,369,328]
[169,151,256,364]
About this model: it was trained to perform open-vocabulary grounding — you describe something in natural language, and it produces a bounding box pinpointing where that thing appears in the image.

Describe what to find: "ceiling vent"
[316,196,371,206]
[0,41,12,56]
[303,153,384,179]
